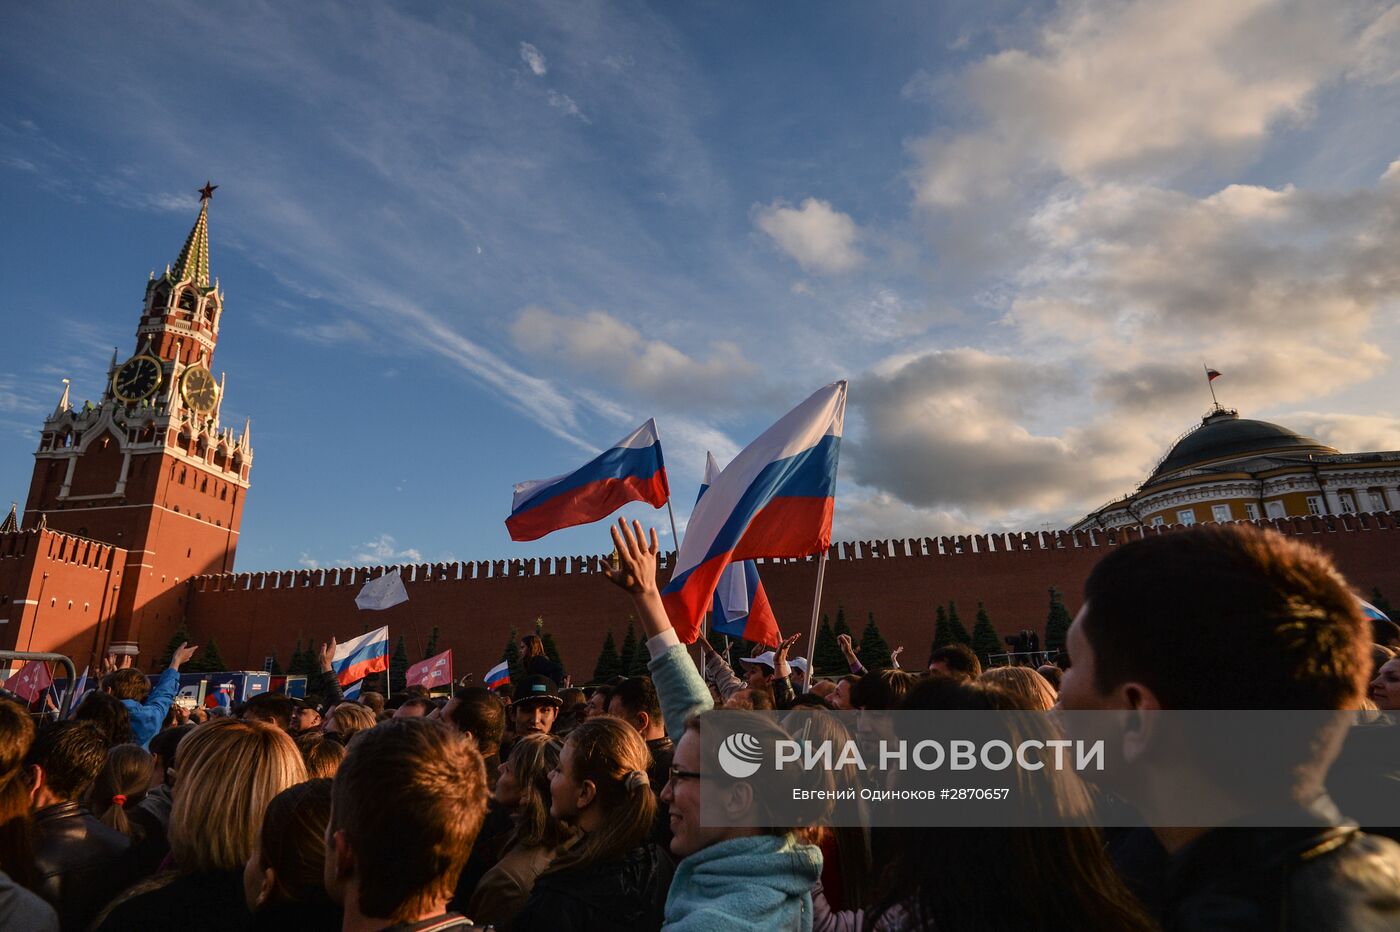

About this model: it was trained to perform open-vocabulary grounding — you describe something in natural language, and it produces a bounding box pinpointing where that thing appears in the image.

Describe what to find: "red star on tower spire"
[199,181,218,201]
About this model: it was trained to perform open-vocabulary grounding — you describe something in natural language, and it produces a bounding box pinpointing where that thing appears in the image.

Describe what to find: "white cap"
[738,651,776,669]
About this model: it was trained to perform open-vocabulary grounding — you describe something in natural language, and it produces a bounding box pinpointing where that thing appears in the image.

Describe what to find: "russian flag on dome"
[484,661,511,689]
[506,419,670,542]
[698,452,780,646]
[663,381,846,645]
[332,626,391,687]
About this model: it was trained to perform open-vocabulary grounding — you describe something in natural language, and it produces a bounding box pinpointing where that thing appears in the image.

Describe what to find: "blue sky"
[3,0,1400,572]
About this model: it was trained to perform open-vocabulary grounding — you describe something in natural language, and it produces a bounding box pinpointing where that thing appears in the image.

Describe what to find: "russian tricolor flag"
[485,661,511,689]
[332,626,391,687]
[698,452,780,646]
[1360,598,1391,622]
[506,419,670,542]
[663,381,846,645]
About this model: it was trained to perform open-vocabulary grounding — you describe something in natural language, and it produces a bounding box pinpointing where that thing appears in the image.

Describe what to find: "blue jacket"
[122,667,179,749]
[646,633,712,741]
[664,834,822,932]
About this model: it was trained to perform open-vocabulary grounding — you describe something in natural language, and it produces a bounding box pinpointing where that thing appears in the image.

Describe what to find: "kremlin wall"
[4,194,1400,686]
[180,515,1400,682]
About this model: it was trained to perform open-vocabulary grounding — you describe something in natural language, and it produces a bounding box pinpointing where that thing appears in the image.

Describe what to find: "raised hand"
[600,518,660,596]
[890,645,905,669]
[774,632,802,664]
[170,642,199,670]
[837,633,858,658]
[119,654,133,669]
[318,639,338,673]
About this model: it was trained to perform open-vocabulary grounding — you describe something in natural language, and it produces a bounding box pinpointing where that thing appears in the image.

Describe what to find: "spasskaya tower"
[23,184,253,658]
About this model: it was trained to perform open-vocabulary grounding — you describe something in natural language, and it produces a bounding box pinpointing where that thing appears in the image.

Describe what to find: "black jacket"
[32,801,134,932]
[95,868,251,932]
[1162,800,1400,931]
[524,656,565,687]
[513,842,673,932]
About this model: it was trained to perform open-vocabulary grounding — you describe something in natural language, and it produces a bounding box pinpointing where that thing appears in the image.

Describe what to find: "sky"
[2,0,1400,573]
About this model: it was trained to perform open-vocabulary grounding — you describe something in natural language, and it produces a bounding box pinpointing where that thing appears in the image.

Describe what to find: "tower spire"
[171,182,216,288]
[0,503,17,534]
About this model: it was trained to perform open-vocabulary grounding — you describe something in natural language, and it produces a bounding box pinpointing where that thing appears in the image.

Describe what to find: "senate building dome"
[1075,406,1400,531]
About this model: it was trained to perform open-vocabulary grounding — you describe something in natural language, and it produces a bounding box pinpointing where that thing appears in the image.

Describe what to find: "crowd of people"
[0,520,1397,930]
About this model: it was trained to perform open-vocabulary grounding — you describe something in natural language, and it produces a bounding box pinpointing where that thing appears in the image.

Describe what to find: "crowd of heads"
[0,522,1394,930]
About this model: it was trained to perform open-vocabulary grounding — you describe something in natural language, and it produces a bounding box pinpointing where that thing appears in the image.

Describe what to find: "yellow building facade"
[1075,407,1400,532]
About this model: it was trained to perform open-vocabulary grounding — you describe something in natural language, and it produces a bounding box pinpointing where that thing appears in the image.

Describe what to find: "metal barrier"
[0,651,79,719]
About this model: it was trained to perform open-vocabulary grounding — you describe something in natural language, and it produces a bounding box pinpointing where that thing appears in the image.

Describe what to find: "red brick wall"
[0,530,126,664]
[184,514,1400,684]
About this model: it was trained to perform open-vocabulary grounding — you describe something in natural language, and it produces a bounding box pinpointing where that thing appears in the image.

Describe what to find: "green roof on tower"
[170,181,217,289]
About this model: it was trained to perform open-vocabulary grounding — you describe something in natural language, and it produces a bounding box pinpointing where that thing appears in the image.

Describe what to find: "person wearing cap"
[510,675,562,740]
[288,698,324,737]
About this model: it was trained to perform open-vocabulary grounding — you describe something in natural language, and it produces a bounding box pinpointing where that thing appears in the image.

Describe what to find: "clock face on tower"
[180,366,219,413]
[112,355,163,403]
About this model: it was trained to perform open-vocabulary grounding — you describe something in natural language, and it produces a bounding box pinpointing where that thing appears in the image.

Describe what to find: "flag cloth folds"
[406,650,454,690]
[64,666,90,716]
[485,661,511,689]
[9,660,52,703]
[698,452,780,646]
[343,680,364,701]
[1206,369,1221,381]
[1360,598,1391,622]
[662,381,846,644]
[355,569,409,611]
[506,419,669,542]
[332,626,391,686]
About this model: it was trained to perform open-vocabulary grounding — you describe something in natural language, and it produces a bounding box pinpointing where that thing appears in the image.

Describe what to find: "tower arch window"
[178,289,197,312]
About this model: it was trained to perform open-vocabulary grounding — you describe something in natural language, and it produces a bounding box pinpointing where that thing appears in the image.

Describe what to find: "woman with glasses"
[601,518,825,932]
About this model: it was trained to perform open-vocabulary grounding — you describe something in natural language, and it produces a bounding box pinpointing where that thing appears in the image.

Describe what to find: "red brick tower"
[23,184,252,662]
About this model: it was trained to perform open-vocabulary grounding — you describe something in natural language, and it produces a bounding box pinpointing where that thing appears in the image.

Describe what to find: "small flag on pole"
[355,569,409,611]
[8,660,52,704]
[1206,369,1221,382]
[484,661,511,690]
[406,650,454,690]
[332,626,391,686]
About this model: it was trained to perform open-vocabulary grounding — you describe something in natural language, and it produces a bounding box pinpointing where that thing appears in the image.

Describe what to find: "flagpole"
[1204,364,1219,408]
[802,550,830,694]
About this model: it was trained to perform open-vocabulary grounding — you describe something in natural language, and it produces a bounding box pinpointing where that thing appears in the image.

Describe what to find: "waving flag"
[1360,598,1392,622]
[485,661,511,689]
[332,626,391,687]
[507,419,669,542]
[406,650,454,690]
[343,680,364,701]
[663,381,846,644]
[356,569,409,611]
[9,660,52,704]
[699,452,780,646]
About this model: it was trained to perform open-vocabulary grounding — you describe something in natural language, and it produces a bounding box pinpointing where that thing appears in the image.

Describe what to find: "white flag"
[355,569,409,611]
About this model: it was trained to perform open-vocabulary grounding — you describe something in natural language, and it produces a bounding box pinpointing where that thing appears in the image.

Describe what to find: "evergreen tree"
[833,605,852,642]
[930,605,955,658]
[1044,587,1073,654]
[971,602,1002,666]
[592,631,622,682]
[627,630,652,676]
[390,635,410,694]
[289,639,319,677]
[1370,587,1394,620]
[813,614,844,676]
[858,613,893,670]
[617,621,638,677]
[423,626,440,659]
[188,638,226,673]
[157,622,194,669]
[500,627,522,681]
[946,601,971,646]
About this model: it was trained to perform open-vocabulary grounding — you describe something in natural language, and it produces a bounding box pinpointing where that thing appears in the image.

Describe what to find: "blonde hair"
[328,702,377,740]
[296,733,347,779]
[545,717,654,875]
[169,719,307,872]
[980,666,1058,712]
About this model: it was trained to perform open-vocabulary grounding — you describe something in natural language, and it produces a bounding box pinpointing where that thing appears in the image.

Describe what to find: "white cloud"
[848,348,1161,514]
[911,0,1385,205]
[510,306,760,409]
[1277,411,1400,453]
[547,90,589,122]
[754,198,863,273]
[519,42,547,77]
[351,534,423,566]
